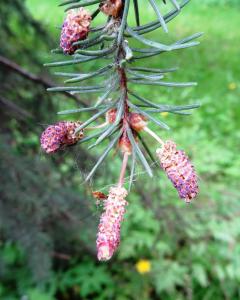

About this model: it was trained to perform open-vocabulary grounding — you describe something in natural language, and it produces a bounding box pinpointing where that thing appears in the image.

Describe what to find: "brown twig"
[0,55,88,106]
[0,95,33,119]
[52,251,71,260]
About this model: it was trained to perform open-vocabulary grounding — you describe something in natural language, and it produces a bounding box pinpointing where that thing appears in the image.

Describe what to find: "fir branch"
[43,0,201,197]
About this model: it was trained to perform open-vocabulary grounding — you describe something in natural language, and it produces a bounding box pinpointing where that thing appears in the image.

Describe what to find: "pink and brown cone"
[156,140,199,203]
[40,121,83,154]
[60,8,91,55]
[96,186,128,261]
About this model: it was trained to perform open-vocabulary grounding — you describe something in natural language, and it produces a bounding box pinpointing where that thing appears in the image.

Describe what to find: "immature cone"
[129,113,147,132]
[156,141,198,203]
[119,132,132,155]
[60,8,91,55]
[106,108,117,124]
[96,186,128,261]
[100,0,122,18]
[40,121,83,154]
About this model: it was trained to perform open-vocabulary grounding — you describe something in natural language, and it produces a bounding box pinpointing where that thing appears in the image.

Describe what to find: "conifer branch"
[43,0,201,184]
[41,0,201,260]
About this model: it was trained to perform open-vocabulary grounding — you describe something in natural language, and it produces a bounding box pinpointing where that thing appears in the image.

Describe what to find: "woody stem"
[117,61,130,189]
[116,0,130,188]
[118,151,129,188]
[144,126,164,145]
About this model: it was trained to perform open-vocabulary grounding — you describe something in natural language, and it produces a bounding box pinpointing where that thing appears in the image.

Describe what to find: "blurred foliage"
[202,0,240,5]
[1,1,240,300]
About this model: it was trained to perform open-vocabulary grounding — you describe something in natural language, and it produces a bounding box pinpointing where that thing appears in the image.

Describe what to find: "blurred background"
[1,0,240,299]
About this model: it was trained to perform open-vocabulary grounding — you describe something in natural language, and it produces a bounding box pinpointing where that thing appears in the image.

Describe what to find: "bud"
[60,8,91,55]
[100,0,122,18]
[40,121,83,154]
[96,186,128,261]
[129,113,147,132]
[156,141,199,203]
[106,108,117,124]
[119,132,132,155]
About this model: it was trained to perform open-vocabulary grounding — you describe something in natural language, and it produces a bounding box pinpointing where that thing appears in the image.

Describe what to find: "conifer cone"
[96,186,128,261]
[60,8,91,55]
[156,141,198,203]
[40,121,83,154]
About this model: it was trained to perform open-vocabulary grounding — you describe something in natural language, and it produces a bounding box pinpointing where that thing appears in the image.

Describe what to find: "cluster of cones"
[46,0,199,261]
[40,115,198,261]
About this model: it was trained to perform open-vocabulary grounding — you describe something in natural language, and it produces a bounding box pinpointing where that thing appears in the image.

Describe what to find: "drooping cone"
[40,121,83,154]
[100,0,123,18]
[156,141,199,203]
[96,186,128,261]
[60,8,91,55]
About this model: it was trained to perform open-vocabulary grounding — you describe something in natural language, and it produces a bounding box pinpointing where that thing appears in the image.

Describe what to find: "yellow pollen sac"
[135,259,151,274]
